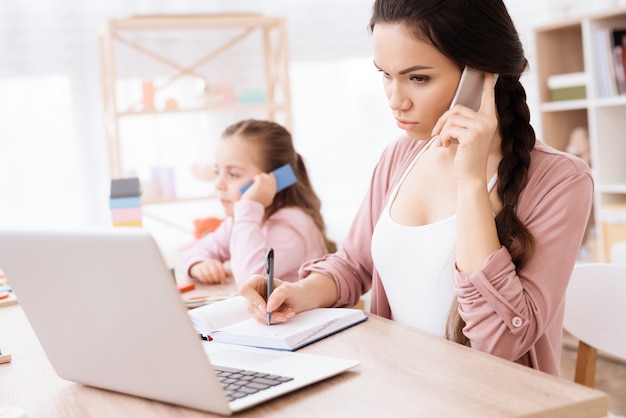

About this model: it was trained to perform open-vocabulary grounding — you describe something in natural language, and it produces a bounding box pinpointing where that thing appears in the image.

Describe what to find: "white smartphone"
[449,66,485,111]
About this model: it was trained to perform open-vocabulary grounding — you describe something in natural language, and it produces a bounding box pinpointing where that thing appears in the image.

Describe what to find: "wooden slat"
[575,340,599,387]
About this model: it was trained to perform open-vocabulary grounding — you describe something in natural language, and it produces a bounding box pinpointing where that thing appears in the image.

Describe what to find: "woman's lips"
[395,118,417,130]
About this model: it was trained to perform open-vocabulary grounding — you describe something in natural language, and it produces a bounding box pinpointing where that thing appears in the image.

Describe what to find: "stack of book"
[547,72,587,101]
[109,177,142,227]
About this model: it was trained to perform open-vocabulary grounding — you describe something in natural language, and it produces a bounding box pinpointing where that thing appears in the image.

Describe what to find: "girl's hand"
[238,274,297,324]
[432,72,499,181]
[189,259,230,284]
[241,172,277,208]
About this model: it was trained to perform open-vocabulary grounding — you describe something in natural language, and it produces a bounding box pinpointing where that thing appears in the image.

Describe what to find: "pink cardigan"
[184,200,327,285]
[302,136,593,376]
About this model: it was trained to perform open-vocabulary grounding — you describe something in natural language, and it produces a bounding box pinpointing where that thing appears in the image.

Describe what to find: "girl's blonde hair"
[221,119,337,254]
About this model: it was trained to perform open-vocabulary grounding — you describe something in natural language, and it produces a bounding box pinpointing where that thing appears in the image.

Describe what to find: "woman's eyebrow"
[372,60,432,75]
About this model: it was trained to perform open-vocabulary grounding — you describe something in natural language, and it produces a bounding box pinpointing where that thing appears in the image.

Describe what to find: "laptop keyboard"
[213,365,294,401]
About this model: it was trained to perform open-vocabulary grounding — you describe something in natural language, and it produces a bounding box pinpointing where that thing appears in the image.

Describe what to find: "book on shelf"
[594,27,626,97]
[547,72,587,101]
[188,295,368,351]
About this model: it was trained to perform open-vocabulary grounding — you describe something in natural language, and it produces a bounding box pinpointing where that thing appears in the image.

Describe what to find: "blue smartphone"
[239,163,297,195]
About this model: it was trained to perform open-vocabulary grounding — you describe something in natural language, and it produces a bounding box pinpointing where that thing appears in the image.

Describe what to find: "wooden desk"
[180,280,240,308]
[0,291,608,417]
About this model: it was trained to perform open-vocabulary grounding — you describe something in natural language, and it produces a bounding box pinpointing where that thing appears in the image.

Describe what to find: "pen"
[265,248,274,325]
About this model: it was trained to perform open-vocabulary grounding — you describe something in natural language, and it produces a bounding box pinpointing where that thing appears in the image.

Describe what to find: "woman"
[239,0,593,376]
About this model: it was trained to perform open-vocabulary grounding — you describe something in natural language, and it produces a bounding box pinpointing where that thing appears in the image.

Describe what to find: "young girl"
[183,119,336,286]
[239,0,593,377]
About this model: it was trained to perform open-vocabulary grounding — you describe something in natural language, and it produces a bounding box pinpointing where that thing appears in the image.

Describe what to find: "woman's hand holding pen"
[239,271,339,324]
[238,275,297,324]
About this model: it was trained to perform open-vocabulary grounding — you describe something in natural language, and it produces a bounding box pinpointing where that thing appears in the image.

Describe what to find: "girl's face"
[213,135,263,217]
[372,23,462,140]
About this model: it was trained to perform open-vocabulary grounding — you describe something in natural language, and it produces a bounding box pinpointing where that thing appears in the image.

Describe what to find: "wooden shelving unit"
[535,7,626,261]
[98,14,292,204]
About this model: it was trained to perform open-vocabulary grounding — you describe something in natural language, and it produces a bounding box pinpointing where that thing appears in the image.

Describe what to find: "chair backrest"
[563,262,626,387]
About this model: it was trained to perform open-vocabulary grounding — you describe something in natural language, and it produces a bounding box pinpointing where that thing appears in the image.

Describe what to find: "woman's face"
[372,23,462,140]
[213,135,263,217]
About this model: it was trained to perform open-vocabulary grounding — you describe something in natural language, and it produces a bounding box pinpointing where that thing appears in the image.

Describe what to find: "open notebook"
[0,228,360,415]
[189,296,367,351]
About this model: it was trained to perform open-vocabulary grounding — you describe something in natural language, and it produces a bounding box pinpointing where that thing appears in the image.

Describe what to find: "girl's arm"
[182,218,232,280]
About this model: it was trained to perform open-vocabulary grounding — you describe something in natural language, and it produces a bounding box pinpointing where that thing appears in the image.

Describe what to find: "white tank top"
[371,142,498,337]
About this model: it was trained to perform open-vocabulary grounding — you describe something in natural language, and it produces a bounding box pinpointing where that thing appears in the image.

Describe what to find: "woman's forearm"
[294,272,338,310]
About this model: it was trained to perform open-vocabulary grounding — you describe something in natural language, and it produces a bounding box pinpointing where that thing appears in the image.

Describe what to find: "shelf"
[540,99,589,112]
[593,95,626,107]
[117,102,288,117]
[596,184,626,194]
[99,13,293,211]
[108,14,283,30]
[535,9,626,261]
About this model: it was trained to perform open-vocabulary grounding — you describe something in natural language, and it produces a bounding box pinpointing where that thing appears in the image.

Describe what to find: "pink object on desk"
[110,207,142,222]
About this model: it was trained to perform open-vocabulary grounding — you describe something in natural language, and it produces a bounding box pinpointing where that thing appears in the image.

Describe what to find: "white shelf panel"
[540,99,589,112]
[596,184,626,194]
[592,95,626,108]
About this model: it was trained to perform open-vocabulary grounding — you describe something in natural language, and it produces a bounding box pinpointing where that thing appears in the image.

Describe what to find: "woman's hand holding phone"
[448,66,485,112]
[432,70,499,181]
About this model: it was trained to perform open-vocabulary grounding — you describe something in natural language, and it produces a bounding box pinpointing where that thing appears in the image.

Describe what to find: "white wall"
[0,0,621,257]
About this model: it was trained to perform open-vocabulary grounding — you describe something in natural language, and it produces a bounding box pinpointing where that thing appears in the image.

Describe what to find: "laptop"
[0,228,360,415]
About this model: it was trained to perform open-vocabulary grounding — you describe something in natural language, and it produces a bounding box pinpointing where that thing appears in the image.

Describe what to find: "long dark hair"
[221,119,337,254]
[369,0,536,346]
